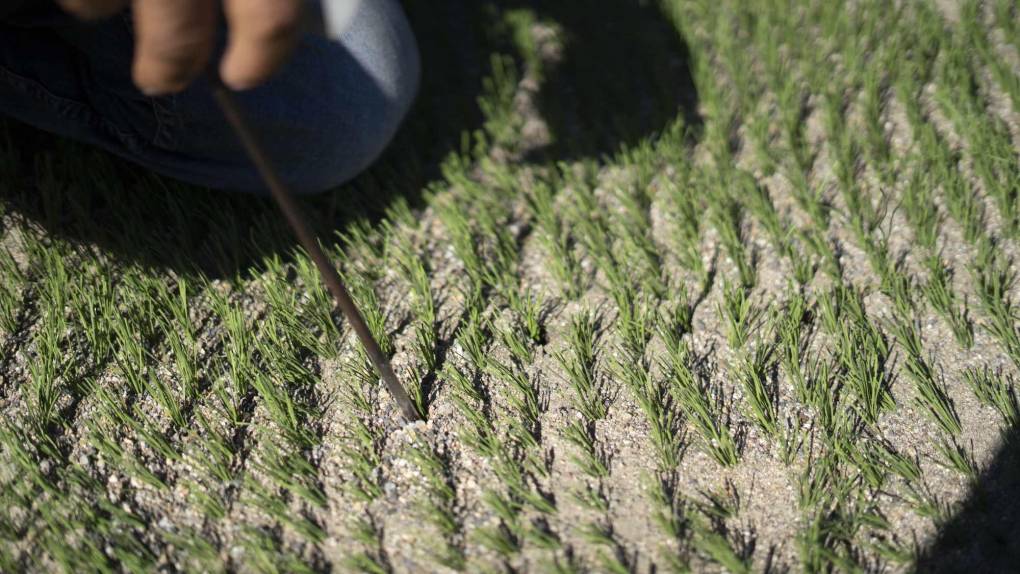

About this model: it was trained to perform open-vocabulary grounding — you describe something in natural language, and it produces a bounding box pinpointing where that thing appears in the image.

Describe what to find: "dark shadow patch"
[915,426,1020,573]
[401,0,702,165]
[514,0,701,161]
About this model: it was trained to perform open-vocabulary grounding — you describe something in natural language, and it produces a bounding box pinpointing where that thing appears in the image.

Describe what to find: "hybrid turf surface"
[1,0,1019,571]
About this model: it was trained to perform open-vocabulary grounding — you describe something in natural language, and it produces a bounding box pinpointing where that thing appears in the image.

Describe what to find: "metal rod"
[208,75,421,422]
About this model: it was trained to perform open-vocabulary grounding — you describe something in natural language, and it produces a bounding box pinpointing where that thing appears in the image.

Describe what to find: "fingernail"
[220,64,259,92]
[139,80,188,97]
[223,76,258,92]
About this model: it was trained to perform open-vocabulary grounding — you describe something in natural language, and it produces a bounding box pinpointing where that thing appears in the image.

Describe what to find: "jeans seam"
[149,94,178,149]
[115,9,177,150]
[0,64,145,152]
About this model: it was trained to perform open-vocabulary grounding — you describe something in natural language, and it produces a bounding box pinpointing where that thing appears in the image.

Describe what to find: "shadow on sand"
[915,425,1020,572]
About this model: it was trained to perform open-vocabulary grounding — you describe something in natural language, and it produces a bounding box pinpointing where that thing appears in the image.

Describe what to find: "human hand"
[58,0,304,94]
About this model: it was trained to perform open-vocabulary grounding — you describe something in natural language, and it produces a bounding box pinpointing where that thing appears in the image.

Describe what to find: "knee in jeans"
[287,0,420,194]
[296,77,418,194]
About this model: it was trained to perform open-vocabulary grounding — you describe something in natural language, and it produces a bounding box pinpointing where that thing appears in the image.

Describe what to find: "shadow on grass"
[511,0,701,161]
[915,425,1020,572]
[0,0,698,279]
[405,0,701,164]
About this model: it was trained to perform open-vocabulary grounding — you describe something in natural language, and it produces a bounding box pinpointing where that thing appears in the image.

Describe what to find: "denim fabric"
[0,0,420,194]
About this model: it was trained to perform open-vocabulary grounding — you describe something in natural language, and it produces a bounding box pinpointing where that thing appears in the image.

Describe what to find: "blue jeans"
[0,0,419,194]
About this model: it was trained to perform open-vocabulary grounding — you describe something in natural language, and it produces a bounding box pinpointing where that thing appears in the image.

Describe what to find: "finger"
[57,0,129,20]
[131,0,218,95]
[220,0,303,91]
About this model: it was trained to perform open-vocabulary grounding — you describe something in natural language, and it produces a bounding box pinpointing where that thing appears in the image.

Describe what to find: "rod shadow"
[0,0,699,279]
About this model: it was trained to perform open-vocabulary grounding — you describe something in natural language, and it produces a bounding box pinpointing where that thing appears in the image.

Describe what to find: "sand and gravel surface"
[2,0,1020,572]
